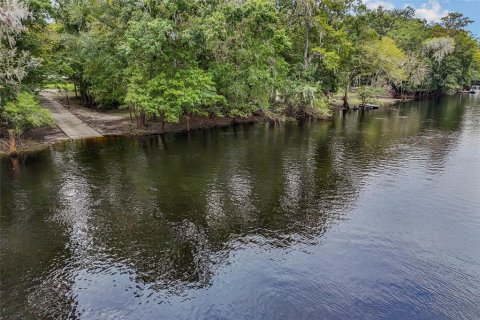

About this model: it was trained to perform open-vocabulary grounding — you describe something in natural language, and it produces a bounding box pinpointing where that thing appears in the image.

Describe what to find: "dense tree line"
[1,0,480,132]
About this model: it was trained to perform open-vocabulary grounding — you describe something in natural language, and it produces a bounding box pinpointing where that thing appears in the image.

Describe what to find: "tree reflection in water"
[1,95,477,319]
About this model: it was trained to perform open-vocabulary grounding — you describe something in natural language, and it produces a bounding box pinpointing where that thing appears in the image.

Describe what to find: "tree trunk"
[79,80,88,107]
[138,109,146,128]
[343,82,349,108]
[8,129,17,156]
[303,19,310,69]
[79,79,94,108]
[400,80,404,100]
[10,157,20,176]
[186,115,190,131]
[161,118,165,134]
[160,134,167,149]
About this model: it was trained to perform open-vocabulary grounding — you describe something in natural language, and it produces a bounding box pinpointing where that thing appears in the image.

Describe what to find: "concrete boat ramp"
[40,91,103,139]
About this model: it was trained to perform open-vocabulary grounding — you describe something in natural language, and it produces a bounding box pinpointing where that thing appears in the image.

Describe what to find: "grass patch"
[332,87,398,107]
[42,82,75,90]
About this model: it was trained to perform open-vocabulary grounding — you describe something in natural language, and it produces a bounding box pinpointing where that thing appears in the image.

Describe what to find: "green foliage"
[204,0,292,113]
[370,37,407,85]
[3,0,479,127]
[472,49,480,81]
[388,19,427,53]
[126,68,225,122]
[46,0,480,117]
[42,82,74,90]
[1,91,54,134]
[0,0,41,102]
[357,86,383,104]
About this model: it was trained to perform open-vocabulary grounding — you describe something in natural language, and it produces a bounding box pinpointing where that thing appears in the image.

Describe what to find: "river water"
[1,95,480,319]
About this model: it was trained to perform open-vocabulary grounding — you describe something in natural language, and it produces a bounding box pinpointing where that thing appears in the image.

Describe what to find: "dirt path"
[39,91,103,139]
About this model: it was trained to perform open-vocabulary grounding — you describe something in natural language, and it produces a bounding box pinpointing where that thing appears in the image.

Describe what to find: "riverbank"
[0,126,68,156]
[52,92,279,136]
[330,93,402,109]
[4,88,412,156]
[1,91,292,156]
[0,115,271,156]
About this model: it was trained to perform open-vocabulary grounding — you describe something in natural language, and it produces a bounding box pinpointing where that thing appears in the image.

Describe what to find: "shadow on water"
[1,95,479,319]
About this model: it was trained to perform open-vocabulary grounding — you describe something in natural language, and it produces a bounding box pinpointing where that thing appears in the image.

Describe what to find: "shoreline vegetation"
[1,89,333,157]
[0,99,401,158]
[0,87,457,157]
[0,86,402,156]
[1,0,479,157]
[0,88,408,157]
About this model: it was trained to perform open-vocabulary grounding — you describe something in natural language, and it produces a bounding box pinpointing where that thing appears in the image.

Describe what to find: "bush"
[357,86,383,105]
[286,82,332,118]
[1,92,55,134]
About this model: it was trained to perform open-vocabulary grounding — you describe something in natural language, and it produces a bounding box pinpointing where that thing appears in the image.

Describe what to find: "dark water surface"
[1,95,480,319]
